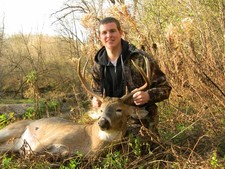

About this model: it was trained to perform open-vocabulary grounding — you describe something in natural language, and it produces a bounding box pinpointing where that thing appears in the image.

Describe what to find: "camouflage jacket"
[91,39,171,107]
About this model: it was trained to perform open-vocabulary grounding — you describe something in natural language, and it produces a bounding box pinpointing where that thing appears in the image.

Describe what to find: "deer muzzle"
[98,117,110,130]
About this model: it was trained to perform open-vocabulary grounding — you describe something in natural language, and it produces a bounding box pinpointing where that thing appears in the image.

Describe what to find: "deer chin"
[98,130,122,141]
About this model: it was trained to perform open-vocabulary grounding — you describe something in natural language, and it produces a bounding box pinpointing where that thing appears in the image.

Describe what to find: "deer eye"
[116,109,122,116]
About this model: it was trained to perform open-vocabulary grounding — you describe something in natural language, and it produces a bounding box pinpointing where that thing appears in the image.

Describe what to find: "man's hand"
[92,97,102,108]
[133,91,150,105]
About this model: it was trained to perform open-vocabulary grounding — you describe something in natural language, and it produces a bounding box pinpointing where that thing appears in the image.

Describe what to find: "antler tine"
[121,56,150,102]
[77,57,103,102]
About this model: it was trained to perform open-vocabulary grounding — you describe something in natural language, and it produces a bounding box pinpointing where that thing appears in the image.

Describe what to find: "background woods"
[0,0,224,168]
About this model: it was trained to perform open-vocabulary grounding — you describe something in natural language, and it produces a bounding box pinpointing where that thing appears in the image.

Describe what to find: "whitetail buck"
[0,56,149,157]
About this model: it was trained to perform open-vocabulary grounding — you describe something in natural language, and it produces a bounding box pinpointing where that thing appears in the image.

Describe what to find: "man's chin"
[106,44,119,50]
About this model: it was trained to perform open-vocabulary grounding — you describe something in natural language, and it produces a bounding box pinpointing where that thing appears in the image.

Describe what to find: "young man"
[91,17,171,138]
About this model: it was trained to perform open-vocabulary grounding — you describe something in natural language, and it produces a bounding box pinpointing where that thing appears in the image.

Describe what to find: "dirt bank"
[0,103,34,116]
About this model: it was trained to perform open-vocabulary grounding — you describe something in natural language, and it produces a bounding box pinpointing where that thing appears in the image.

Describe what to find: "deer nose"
[98,117,110,130]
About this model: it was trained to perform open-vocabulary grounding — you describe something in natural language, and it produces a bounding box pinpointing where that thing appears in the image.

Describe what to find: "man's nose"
[106,32,112,37]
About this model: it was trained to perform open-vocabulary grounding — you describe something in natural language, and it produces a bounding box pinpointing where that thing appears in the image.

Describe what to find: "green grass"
[0,98,34,104]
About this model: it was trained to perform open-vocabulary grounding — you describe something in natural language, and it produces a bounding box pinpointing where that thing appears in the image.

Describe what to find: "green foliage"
[23,103,44,119]
[46,100,60,112]
[100,151,128,169]
[22,100,60,119]
[210,151,221,168]
[129,136,141,156]
[0,112,15,129]
[0,98,33,104]
[8,98,61,121]
[60,151,84,169]
[1,155,13,169]
[25,71,38,84]
[176,124,186,132]
[23,107,35,119]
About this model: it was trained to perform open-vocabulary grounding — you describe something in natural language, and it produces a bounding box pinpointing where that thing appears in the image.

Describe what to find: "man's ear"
[128,106,149,119]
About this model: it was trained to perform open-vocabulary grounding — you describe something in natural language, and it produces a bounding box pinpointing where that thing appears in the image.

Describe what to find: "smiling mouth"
[106,39,114,43]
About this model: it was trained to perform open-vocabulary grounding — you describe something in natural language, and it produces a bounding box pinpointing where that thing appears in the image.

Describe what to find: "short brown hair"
[99,17,121,31]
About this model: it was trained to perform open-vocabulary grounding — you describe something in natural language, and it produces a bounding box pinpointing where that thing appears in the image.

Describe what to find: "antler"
[77,56,149,103]
[121,56,150,102]
[77,57,103,102]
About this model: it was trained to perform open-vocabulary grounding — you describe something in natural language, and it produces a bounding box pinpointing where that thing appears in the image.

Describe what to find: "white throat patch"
[98,130,122,141]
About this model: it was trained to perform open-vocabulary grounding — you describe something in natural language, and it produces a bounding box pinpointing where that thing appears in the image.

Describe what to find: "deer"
[0,56,150,157]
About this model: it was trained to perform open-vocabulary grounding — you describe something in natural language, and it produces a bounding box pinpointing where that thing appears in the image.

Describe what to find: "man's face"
[99,22,122,50]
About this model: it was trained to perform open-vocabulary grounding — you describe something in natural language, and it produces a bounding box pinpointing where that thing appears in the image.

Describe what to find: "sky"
[0,0,65,35]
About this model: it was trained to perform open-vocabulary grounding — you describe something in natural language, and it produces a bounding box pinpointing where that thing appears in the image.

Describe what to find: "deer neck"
[87,121,123,153]
[98,129,123,141]
[91,122,123,142]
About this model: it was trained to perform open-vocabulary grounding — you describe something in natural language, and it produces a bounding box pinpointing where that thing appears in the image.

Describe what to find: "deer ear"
[128,107,149,119]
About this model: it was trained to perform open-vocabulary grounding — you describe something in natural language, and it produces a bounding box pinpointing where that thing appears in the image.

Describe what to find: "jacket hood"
[94,39,138,66]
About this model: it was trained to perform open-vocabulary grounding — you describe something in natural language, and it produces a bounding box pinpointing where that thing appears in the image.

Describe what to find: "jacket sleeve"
[145,55,172,104]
